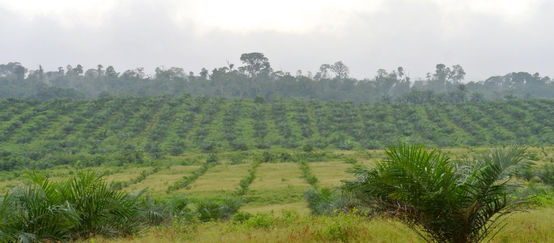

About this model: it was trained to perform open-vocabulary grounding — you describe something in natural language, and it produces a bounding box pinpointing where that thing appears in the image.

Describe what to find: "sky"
[0,0,552,81]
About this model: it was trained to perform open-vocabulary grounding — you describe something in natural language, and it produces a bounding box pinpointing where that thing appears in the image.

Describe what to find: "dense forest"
[1,53,553,102]
[0,95,552,170]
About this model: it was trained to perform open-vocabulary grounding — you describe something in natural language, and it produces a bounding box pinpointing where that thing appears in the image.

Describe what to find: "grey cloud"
[0,0,552,81]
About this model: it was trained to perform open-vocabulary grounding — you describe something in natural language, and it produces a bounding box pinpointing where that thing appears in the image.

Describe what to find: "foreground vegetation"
[82,208,554,243]
[1,145,552,242]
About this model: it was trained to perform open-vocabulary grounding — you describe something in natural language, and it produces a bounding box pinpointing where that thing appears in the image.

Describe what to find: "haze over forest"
[1,55,554,103]
[1,0,554,81]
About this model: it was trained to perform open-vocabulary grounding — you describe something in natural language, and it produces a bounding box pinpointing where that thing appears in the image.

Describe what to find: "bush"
[244,213,274,229]
[229,153,247,165]
[232,211,253,224]
[344,157,357,164]
[206,153,218,164]
[305,187,334,215]
[302,144,314,152]
[196,198,241,222]
[315,213,363,242]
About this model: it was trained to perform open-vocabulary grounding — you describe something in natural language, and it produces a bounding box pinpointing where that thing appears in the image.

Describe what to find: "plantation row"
[0,96,553,170]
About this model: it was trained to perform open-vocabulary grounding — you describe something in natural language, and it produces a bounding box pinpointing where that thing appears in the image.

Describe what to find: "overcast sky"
[0,0,552,81]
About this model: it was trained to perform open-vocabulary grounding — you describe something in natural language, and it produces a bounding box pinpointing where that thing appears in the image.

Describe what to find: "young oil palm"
[0,172,79,242]
[0,170,145,242]
[345,144,529,243]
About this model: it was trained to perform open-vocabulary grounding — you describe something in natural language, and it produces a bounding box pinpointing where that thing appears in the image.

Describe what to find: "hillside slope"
[0,96,553,169]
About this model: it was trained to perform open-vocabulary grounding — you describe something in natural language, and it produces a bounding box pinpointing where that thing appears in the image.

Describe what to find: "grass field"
[243,162,311,209]
[184,163,250,199]
[124,165,200,197]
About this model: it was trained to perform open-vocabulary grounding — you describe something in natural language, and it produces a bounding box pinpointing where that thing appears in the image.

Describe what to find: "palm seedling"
[0,170,150,242]
[345,144,530,243]
[0,172,79,242]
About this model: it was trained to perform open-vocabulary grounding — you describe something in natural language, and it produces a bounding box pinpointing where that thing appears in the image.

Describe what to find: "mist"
[1,0,553,81]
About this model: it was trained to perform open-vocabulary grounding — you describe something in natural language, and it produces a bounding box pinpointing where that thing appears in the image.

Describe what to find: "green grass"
[309,161,353,187]
[241,202,311,216]
[243,162,310,207]
[124,165,199,197]
[103,167,146,183]
[184,163,251,199]
[80,208,554,243]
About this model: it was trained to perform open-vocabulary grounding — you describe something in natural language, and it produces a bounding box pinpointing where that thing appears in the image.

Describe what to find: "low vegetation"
[0,145,551,243]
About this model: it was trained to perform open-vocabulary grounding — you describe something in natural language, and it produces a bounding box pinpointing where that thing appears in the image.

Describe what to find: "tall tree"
[331,61,349,79]
[239,52,272,97]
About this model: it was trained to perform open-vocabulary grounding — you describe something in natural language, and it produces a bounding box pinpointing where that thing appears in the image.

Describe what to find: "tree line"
[1,53,553,102]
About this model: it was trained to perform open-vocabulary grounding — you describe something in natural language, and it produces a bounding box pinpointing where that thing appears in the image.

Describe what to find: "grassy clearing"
[184,163,251,199]
[243,162,310,208]
[309,161,353,188]
[124,165,199,196]
[103,167,146,183]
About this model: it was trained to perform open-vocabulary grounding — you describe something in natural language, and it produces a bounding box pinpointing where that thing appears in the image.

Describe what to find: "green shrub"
[304,187,345,215]
[196,198,241,222]
[232,211,253,224]
[315,213,363,242]
[244,213,275,229]
[229,153,246,165]
[206,153,218,164]
[344,157,358,164]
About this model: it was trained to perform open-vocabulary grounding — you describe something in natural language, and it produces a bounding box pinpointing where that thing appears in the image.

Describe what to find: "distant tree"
[239,52,271,79]
[200,68,209,80]
[449,64,465,83]
[331,61,349,79]
[74,64,84,76]
[105,66,118,78]
[97,64,104,76]
[239,52,272,97]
